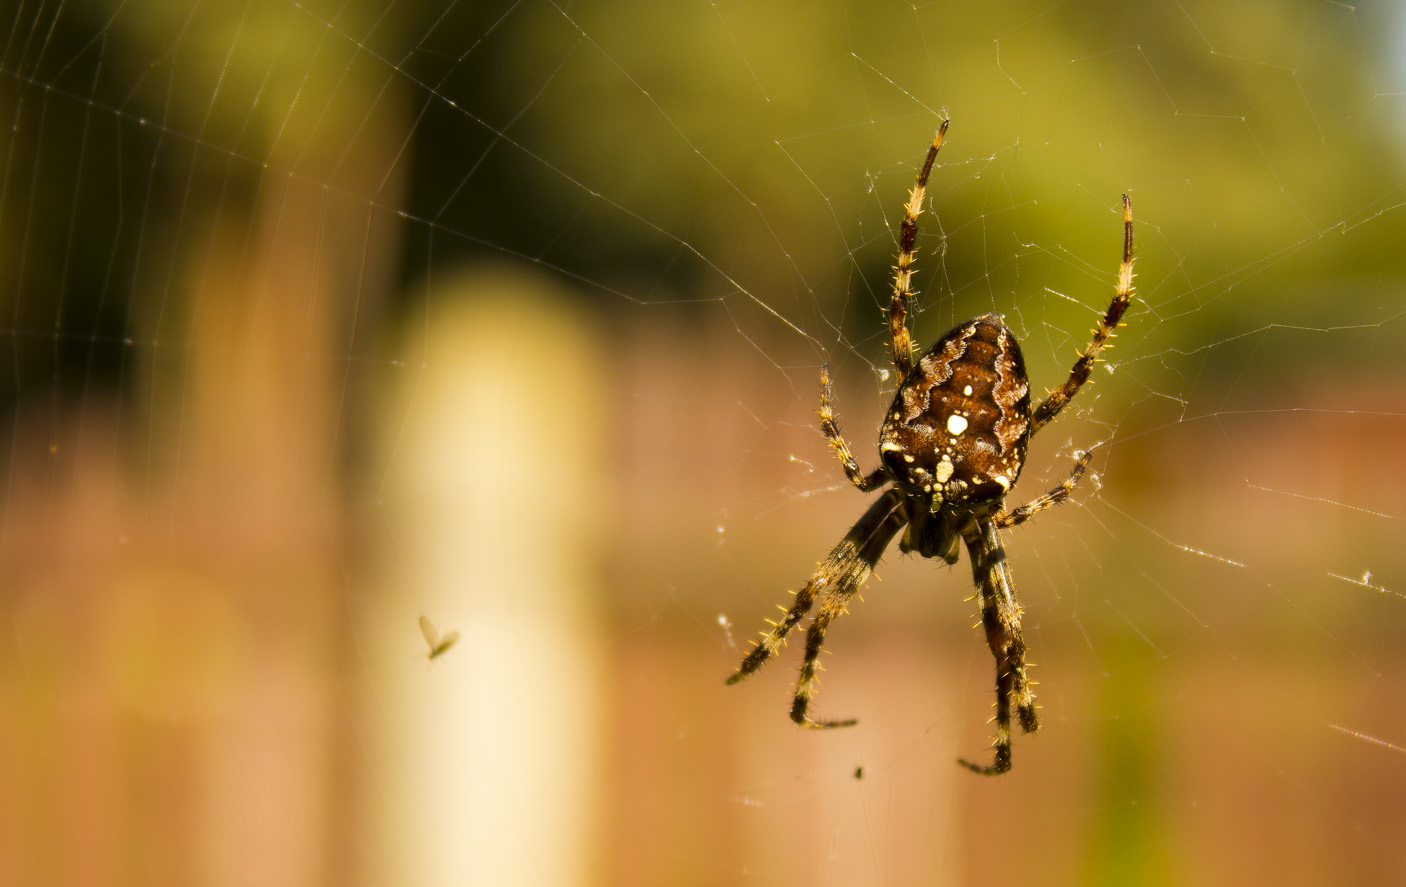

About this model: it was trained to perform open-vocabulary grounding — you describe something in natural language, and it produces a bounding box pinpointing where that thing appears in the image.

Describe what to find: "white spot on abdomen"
[946,414,968,436]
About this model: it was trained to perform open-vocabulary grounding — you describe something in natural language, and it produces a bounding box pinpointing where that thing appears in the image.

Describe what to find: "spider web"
[3,0,1405,884]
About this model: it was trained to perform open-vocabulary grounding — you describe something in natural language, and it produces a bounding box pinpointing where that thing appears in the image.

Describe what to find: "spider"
[725,120,1135,775]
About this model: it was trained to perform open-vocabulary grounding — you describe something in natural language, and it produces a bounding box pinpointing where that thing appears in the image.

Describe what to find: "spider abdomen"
[879,314,1031,510]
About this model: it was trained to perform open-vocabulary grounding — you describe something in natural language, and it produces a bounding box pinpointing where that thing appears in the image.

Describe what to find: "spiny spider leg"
[819,364,888,492]
[727,490,906,726]
[791,496,908,728]
[1030,195,1135,436]
[958,518,1037,775]
[888,121,949,383]
[995,449,1093,529]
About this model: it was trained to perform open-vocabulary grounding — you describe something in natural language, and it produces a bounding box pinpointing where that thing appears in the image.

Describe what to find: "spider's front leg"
[958,516,1038,775]
[726,489,907,728]
[887,121,948,382]
[1030,195,1135,436]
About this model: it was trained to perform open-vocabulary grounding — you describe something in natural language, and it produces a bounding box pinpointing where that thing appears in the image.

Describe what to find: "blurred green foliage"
[3,0,1404,406]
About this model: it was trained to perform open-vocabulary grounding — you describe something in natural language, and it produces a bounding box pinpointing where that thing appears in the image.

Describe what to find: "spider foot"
[726,639,783,684]
[958,719,1014,775]
[724,662,759,686]
[725,659,767,685]
[1018,704,1039,734]
[791,696,857,729]
[793,714,859,730]
[957,744,1012,776]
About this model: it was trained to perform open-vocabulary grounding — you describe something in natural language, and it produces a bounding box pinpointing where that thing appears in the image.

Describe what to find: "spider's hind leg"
[727,490,907,729]
[957,517,1037,775]
[791,491,907,728]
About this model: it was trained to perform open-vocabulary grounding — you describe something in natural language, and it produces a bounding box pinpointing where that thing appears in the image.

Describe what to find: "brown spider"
[726,121,1135,775]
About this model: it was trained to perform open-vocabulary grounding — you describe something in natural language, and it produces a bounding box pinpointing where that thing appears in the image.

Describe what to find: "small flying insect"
[419,615,460,661]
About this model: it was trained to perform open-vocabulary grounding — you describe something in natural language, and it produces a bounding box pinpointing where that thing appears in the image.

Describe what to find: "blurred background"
[2,0,1405,884]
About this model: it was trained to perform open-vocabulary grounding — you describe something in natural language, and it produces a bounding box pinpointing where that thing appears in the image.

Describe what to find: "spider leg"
[1030,195,1135,436]
[726,490,907,729]
[957,517,1037,775]
[792,491,908,728]
[888,121,948,383]
[994,449,1093,529]
[819,364,888,492]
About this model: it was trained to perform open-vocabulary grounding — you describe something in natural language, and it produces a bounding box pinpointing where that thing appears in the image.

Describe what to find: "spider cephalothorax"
[726,120,1135,774]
